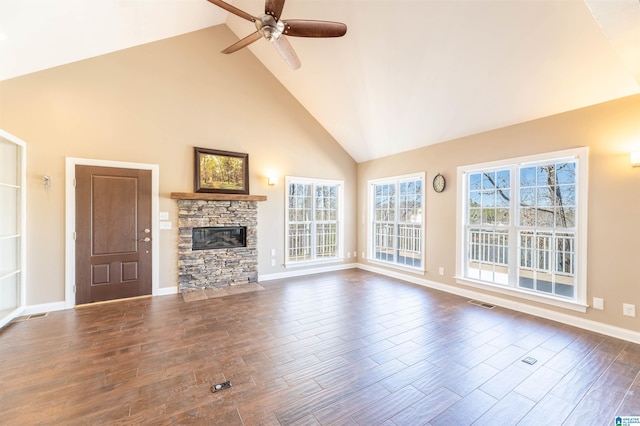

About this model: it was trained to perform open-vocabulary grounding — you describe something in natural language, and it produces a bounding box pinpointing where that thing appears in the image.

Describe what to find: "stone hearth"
[171,193,267,293]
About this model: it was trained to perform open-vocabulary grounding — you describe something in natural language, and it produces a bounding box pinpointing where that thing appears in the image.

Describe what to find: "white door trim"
[65,157,160,308]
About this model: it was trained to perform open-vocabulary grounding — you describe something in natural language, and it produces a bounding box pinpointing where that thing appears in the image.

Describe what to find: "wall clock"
[433,173,446,193]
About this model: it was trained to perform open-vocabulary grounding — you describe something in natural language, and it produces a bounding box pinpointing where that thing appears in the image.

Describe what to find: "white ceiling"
[1,0,639,162]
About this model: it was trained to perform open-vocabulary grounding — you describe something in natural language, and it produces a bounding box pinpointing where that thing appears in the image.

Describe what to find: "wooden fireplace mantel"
[170,192,267,202]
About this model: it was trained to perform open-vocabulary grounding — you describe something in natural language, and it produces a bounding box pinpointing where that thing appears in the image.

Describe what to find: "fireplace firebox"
[192,226,246,250]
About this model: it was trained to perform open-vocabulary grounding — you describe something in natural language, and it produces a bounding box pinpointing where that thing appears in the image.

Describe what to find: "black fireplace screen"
[192,226,246,250]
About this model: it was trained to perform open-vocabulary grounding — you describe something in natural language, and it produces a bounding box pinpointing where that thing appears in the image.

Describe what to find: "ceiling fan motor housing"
[256,14,284,41]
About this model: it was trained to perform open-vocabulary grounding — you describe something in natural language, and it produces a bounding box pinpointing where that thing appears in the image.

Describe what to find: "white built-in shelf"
[0,182,20,189]
[0,269,20,281]
[0,234,20,240]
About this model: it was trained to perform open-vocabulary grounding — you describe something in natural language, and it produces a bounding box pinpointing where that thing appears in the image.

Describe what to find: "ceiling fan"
[206,0,347,70]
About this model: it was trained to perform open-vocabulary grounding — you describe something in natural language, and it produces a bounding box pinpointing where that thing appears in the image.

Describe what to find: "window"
[285,177,343,265]
[457,148,588,309]
[369,173,424,270]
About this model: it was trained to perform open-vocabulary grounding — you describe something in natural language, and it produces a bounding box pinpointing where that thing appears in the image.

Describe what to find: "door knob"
[144,228,151,233]
[139,237,151,242]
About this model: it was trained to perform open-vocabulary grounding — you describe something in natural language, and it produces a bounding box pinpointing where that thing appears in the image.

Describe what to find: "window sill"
[367,259,425,275]
[455,276,588,313]
[285,257,345,268]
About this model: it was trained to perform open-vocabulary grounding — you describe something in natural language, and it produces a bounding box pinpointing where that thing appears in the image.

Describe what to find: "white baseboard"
[156,286,178,296]
[22,290,179,315]
[259,263,357,282]
[21,301,67,316]
[356,263,640,345]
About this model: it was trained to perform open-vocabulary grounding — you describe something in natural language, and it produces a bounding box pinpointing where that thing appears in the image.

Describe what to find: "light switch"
[159,221,172,230]
[159,211,169,220]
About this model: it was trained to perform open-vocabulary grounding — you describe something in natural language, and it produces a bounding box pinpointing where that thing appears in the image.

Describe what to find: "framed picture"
[194,147,249,194]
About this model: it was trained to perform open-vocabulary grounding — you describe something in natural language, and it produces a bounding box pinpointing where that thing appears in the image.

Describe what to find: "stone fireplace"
[171,193,267,293]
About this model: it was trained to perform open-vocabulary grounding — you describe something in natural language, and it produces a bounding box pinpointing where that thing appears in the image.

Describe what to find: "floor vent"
[467,300,496,309]
[13,312,49,322]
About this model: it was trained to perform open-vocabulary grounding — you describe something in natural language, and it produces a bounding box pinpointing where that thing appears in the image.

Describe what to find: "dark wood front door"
[75,165,152,304]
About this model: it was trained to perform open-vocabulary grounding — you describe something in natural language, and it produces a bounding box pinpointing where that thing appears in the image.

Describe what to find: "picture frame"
[194,147,249,194]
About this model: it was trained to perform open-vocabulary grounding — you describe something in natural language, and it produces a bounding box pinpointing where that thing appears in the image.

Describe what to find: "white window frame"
[368,172,425,272]
[285,176,344,266]
[455,147,588,312]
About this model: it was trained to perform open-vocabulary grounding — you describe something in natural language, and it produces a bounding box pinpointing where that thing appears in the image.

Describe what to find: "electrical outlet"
[271,259,275,266]
[347,252,351,258]
[362,252,366,259]
[623,303,636,317]
[438,267,444,276]
[353,251,357,258]
[270,249,276,256]
[592,297,604,310]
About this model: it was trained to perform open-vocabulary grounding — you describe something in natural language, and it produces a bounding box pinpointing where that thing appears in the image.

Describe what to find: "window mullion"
[509,164,519,288]
[310,183,317,261]
[394,181,399,263]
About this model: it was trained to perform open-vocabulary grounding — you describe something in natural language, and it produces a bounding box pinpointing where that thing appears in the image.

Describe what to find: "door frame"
[65,157,160,308]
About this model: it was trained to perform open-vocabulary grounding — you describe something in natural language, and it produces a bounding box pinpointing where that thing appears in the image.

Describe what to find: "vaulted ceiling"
[1,0,639,162]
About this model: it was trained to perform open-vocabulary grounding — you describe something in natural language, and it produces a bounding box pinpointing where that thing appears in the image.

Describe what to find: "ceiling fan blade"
[206,0,256,22]
[272,36,301,70]
[221,31,262,54]
[282,20,347,38]
[265,0,286,21]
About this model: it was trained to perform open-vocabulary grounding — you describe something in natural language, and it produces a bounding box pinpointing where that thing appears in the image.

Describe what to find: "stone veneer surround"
[172,193,266,293]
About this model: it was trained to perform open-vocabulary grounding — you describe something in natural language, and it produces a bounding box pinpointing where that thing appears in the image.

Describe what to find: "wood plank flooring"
[1,270,639,425]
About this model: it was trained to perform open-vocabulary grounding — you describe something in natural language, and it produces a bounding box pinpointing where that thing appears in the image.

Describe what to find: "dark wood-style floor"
[1,270,639,425]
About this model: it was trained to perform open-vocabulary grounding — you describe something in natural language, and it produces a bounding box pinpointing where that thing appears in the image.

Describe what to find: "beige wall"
[2,23,639,334]
[358,93,640,331]
[0,26,357,305]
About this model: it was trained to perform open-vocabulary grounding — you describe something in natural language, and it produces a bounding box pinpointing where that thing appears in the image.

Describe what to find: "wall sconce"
[267,176,278,186]
[631,152,640,167]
